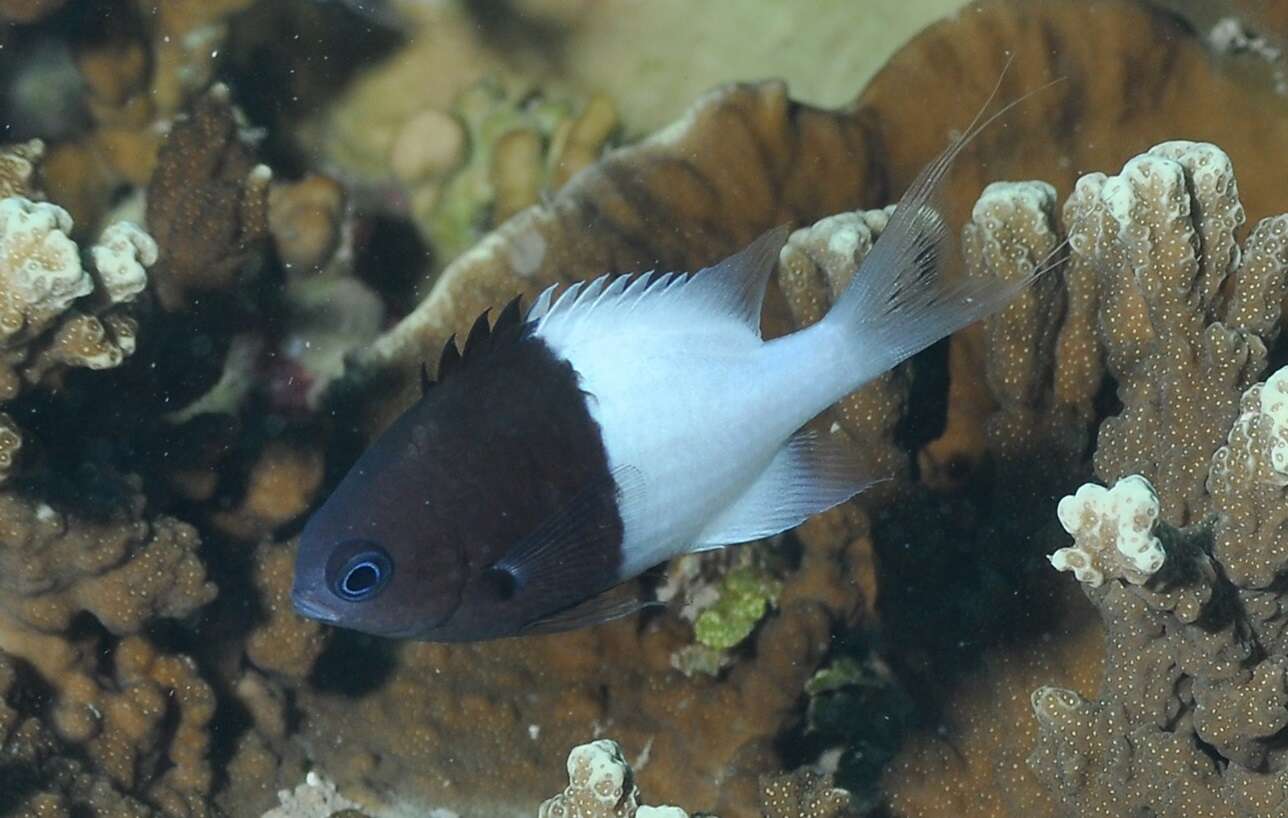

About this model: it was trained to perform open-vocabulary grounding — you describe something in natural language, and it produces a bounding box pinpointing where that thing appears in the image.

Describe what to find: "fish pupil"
[343,562,380,595]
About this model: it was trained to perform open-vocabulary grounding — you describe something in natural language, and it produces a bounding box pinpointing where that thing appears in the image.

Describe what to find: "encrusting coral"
[536,739,860,818]
[538,739,685,818]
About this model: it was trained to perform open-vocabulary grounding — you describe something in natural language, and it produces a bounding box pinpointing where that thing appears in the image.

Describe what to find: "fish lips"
[290,586,341,625]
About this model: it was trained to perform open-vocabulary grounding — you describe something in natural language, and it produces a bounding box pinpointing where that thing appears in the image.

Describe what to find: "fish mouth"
[292,593,340,624]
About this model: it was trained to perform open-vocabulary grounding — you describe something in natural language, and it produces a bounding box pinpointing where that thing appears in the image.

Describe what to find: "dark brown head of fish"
[291,301,629,641]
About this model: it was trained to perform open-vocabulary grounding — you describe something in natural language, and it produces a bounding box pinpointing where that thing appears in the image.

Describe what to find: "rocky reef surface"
[3,1,1288,817]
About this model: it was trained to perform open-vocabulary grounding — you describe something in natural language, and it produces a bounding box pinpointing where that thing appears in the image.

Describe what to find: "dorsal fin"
[526,226,790,345]
[422,295,528,391]
[463,309,492,355]
[437,334,462,381]
[692,224,790,330]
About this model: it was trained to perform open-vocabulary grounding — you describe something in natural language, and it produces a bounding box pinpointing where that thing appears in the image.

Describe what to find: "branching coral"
[0,152,156,484]
[0,487,219,816]
[146,84,271,312]
[0,192,150,437]
[760,769,857,818]
[1024,144,1288,816]
[1065,141,1288,525]
[778,209,910,492]
[879,133,1288,818]
[1032,468,1288,815]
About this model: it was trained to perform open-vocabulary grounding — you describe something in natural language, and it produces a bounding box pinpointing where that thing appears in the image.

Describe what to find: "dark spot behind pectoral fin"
[520,581,660,636]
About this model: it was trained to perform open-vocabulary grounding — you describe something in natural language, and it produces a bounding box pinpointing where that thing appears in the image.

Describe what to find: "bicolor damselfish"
[290,95,1044,641]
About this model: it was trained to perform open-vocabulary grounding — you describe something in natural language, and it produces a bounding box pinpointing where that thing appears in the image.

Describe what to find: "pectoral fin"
[491,464,647,594]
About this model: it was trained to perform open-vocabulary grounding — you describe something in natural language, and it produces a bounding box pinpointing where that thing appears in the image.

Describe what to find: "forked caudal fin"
[822,67,1064,390]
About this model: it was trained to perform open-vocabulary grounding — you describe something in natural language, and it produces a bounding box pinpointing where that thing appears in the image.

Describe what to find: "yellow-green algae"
[693,565,783,651]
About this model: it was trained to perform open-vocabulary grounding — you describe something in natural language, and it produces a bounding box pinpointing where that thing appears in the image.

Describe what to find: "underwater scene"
[5,0,1288,816]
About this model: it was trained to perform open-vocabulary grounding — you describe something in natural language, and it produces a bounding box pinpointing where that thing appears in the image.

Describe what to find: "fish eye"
[326,541,394,602]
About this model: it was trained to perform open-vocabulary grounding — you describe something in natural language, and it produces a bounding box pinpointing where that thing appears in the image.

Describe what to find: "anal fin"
[693,429,876,549]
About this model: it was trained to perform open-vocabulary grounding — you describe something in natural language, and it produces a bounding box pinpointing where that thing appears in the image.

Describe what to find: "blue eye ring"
[328,543,393,602]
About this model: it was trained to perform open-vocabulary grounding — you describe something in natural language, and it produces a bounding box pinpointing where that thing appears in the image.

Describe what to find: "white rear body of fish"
[530,167,1038,581]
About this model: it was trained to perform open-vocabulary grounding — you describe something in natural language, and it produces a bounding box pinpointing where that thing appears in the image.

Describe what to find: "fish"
[290,84,1049,642]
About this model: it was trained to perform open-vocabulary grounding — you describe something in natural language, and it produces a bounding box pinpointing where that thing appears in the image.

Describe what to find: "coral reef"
[0,150,157,471]
[778,208,910,493]
[7,1,1288,818]
[0,489,219,815]
[538,739,683,818]
[880,135,1288,818]
[1069,141,1287,526]
[414,79,619,276]
[536,739,860,818]
[146,85,271,312]
[1033,461,1288,814]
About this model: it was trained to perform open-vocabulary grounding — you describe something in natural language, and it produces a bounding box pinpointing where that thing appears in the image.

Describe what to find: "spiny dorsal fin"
[693,224,790,331]
[423,295,528,391]
[463,309,492,356]
[436,334,462,382]
[526,226,791,345]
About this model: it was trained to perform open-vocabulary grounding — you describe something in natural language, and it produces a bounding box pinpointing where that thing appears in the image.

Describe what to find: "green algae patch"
[693,566,782,651]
